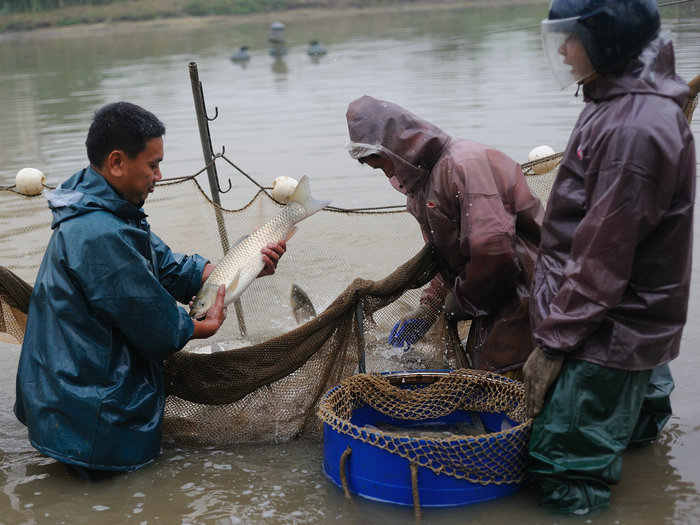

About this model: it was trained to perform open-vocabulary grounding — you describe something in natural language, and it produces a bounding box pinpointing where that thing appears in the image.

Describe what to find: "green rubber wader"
[628,363,674,447]
[527,359,667,514]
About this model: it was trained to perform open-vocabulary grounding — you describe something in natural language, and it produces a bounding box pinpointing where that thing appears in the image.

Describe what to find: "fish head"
[189,283,218,320]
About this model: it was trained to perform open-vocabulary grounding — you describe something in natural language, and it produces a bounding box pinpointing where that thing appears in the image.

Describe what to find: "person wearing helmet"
[524,0,696,514]
[346,95,544,375]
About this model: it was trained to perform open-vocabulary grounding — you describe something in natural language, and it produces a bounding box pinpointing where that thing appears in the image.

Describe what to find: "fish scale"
[208,203,306,294]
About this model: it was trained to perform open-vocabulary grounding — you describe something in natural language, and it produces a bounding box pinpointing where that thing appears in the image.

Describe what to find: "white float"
[270,176,299,204]
[15,167,46,196]
[527,145,557,175]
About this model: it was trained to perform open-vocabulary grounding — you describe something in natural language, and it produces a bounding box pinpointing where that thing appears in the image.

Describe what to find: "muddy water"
[1,1,700,523]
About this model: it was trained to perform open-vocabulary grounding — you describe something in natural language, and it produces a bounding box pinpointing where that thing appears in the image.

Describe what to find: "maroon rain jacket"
[346,96,544,371]
[531,33,696,371]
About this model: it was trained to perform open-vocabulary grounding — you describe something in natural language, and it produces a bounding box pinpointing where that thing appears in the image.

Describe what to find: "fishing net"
[0,156,552,445]
[1,76,696,446]
[0,266,31,345]
[317,369,530,484]
[684,73,700,124]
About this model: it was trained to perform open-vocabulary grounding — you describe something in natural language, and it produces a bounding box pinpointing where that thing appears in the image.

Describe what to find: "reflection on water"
[1,1,700,523]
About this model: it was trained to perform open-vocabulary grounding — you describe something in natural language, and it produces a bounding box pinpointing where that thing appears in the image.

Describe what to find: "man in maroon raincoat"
[524,0,696,514]
[346,96,544,375]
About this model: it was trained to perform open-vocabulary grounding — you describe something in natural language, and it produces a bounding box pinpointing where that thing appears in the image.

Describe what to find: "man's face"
[559,33,595,84]
[117,137,164,207]
[361,155,395,179]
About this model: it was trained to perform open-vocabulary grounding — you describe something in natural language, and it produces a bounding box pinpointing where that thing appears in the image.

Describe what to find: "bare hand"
[191,284,227,339]
[258,240,286,277]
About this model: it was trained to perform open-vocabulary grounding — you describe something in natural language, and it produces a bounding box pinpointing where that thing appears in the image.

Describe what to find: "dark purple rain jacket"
[347,96,544,371]
[531,33,696,370]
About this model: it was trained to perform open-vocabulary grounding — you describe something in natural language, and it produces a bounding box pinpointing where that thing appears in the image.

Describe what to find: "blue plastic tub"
[320,370,530,507]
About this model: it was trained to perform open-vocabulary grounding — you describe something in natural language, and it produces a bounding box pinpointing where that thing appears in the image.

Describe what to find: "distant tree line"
[0,0,401,23]
[0,0,322,16]
[1,0,126,14]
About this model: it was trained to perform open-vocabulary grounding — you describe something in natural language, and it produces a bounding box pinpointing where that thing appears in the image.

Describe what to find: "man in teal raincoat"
[14,102,286,480]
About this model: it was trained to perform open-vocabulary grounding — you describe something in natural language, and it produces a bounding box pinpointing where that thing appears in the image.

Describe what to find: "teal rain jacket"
[14,166,207,471]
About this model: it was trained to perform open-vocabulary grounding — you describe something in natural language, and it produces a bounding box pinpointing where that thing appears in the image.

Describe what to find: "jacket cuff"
[191,253,209,282]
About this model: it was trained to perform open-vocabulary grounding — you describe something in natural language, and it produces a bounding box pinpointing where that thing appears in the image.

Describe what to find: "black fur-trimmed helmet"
[545,0,660,75]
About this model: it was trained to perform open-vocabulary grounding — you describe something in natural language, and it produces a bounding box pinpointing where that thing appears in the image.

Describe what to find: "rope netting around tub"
[317,369,531,485]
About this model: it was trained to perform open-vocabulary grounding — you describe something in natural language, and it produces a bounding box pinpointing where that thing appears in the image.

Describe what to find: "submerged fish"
[290,283,317,325]
[367,414,488,440]
[189,176,330,320]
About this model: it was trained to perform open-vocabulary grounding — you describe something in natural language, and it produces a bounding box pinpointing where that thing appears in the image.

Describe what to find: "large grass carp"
[189,176,330,320]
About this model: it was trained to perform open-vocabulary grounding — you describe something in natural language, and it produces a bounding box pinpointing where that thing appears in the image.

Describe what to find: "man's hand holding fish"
[257,241,287,277]
[189,240,286,335]
[190,284,228,339]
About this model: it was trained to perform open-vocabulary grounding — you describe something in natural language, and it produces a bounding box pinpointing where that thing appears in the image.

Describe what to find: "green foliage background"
[0,0,403,30]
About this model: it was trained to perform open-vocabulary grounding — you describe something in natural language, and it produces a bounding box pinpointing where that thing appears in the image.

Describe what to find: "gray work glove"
[523,346,565,418]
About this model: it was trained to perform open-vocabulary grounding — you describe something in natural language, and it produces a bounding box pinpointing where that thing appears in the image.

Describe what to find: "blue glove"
[388,305,438,350]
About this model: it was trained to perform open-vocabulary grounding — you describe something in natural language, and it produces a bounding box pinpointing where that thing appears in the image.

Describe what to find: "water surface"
[1,1,700,523]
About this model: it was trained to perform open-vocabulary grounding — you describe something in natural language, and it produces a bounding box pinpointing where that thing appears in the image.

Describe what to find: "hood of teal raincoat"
[46,165,146,229]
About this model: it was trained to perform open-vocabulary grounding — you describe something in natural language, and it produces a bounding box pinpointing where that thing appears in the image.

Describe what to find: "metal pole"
[188,61,247,336]
[355,303,366,374]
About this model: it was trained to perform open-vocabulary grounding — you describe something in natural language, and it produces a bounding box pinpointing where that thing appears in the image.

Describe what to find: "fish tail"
[289,175,331,218]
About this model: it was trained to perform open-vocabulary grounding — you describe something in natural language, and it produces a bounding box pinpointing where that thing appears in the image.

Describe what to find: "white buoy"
[15,167,46,196]
[270,176,298,204]
[527,145,557,175]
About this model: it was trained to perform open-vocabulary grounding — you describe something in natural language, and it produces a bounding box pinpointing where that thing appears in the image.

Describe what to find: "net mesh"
[0,266,31,344]
[1,79,696,448]
[684,73,700,124]
[0,163,549,445]
[317,369,530,484]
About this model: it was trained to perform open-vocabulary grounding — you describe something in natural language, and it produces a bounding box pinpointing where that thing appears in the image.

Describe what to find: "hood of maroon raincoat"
[346,95,451,196]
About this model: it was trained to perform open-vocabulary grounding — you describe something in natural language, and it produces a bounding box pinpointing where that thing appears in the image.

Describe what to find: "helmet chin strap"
[574,71,601,96]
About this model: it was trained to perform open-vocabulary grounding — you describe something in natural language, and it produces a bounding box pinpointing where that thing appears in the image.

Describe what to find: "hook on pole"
[217,177,232,194]
[213,146,232,194]
[206,106,219,121]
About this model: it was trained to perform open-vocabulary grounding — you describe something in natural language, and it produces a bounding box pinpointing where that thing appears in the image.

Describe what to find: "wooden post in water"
[188,61,247,337]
